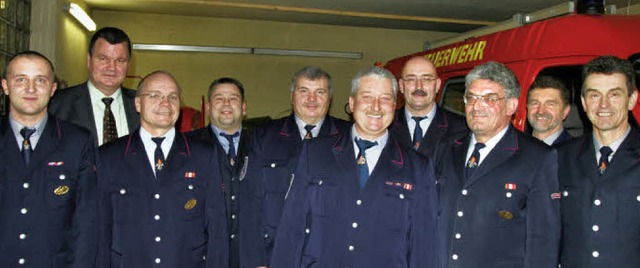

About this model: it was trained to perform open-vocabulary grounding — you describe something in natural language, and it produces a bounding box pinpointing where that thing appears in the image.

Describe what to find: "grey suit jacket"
[49,82,139,146]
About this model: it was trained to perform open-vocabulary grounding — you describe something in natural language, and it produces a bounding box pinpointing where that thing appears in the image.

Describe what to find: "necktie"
[221,132,240,166]
[102,97,118,144]
[598,146,613,175]
[411,116,426,149]
[304,124,316,140]
[465,143,486,181]
[20,127,36,165]
[152,137,166,173]
[355,138,378,188]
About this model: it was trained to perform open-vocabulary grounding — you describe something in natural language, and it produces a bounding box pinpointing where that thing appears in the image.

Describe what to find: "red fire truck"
[384,3,640,136]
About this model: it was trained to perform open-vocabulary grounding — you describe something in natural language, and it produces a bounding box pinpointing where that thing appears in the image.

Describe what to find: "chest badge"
[498,210,513,220]
[54,185,69,196]
[184,198,198,210]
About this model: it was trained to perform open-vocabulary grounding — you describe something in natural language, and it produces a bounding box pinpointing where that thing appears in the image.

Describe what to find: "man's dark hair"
[528,76,570,105]
[582,55,636,96]
[208,77,245,101]
[88,27,132,59]
[3,50,55,78]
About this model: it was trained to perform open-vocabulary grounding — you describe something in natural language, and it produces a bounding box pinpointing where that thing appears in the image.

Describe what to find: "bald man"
[390,56,467,158]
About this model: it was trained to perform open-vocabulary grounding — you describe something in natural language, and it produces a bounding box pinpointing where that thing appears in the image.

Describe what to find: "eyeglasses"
[403,76,438,85]
[139,92,180,103]
[463,93,506,106]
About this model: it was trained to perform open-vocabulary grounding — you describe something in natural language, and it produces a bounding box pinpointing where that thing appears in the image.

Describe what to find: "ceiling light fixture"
[65,2,96,31]
[133,44,363,59]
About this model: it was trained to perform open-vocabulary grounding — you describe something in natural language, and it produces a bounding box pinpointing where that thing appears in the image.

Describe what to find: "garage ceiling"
[84,0,636,32]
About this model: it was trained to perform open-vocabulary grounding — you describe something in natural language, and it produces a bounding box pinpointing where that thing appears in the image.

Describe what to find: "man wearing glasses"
[96,71,228,267]
[433,61,560,268]
[390,56,467,158]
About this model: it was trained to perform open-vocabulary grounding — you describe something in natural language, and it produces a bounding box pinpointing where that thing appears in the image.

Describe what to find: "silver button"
[563,191,569,197]
[154,215,160,221]
[506,192,512,198]
[637,195,640,202]
[188,184,194,190]
[452,254,459,260]
[155,258,161,264]
[119,188,126,195]
[592,251,599,258]
[231,214,236,220]
[231,195,236,201]
[457,211,464,217]
[59,174,66,180]
[155,236,161,242]
[592,225,599,232]
[19,233,26,240]
[18,258,25,265]
[154,194,160,199]
[356,200,362,205]
[270,163,276,168]
[352,222,358,228]
[455,233,461,239]
[230,234,235,239]
[20,208,27,215]
[305,228,310,234]
[264,233,269,238]
[23,183,29,189]
[348,245,354,251]
[318,180,323,186]
[399,193,405,199]
[594,199,601,206]
[461,189,468,195]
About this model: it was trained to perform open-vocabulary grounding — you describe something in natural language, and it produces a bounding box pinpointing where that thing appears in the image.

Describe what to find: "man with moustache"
[250,66,350,263]
[50,27,139,146]
[0,51,97,267]
[187,77,258,268]
[270,66,437,267]
[434,61,560,268]
[96,71,228,267]
[526,76,573,146]
[558,56,640,268]
[391,56,467,158]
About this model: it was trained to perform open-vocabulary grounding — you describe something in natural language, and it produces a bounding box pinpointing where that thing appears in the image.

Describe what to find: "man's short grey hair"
[350,66,398,99]
[465,61,520,99]
[290,66,333,94]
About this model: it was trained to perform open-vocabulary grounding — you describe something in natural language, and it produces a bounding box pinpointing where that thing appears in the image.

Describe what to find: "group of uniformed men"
[0,26,638,268]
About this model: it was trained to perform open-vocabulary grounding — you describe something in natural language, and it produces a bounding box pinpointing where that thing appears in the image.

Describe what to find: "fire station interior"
[439,54,640,137]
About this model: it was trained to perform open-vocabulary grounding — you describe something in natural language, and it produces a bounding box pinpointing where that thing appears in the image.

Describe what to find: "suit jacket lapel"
[332,133,357,182]
[390,108,413,149]
[122,88,139,132]
[318,115,341,137]
[77,83,98,143]
[466,127,519,187]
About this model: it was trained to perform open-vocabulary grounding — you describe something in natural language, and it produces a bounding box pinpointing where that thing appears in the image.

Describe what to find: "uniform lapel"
[124,130,157,180]
[390,108,413,149]
[466,127,519,187]
[28,117,62,170]
[332,133,357,182]
[452,135,469,186]
[162,131,190,182]
[0,119,26,175]
[420,107,448,152]
[77,83,98,143]
[600,130,640,181]
[367,137,405,188]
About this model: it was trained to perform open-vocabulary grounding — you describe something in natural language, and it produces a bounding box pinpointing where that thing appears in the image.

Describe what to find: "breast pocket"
[175,181,205,221]
[382,186,413,233]
[308,178,337,217]
[45,167,76,211]
[496,188,526,228]
[616,187,640,236]
[111,185,144,225]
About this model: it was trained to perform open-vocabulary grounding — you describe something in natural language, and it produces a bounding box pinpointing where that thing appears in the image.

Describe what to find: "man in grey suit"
[49,27,139,146]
